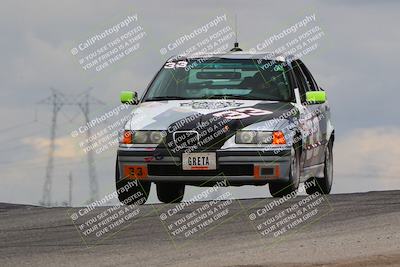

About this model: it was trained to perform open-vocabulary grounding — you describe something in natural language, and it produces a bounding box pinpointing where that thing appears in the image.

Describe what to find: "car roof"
[168,51,295,62]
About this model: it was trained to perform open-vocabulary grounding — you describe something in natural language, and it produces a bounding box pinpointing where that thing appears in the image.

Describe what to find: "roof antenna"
[230,14,242,52]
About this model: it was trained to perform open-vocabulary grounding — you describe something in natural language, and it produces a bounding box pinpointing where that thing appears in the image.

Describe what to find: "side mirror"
[120,91,138,104]
[306,91,326,104]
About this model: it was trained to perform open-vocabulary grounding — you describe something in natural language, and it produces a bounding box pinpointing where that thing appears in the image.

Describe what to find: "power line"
[0,120,36,134]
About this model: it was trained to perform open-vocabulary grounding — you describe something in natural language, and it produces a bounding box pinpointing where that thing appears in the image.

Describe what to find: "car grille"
[173,131,199,148]
[147,164,253,176]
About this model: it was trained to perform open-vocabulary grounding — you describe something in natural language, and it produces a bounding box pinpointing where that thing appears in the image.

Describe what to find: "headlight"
[235,131,285,144]
[235,131,257,144]
[257,131,273,144]
[149,131,165,144]
[133,131,149,143]
[120,130,165,144]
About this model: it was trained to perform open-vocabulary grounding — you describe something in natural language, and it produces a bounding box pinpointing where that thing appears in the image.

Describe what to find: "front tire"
[269,147,300,197]
[156,183,185,203]
[305,141,333,195]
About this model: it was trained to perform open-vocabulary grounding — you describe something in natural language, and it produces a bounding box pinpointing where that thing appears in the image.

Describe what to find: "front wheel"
[269,147,300,197]
[156,183,185,203]
[305,142,333,195]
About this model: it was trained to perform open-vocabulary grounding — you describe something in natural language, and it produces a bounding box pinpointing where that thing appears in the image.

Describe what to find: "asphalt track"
[1,190,400,267]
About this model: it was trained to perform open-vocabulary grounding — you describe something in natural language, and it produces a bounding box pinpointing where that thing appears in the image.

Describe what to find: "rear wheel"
[156,183,185,203]
[305,142,333,195]
[115,158,150,205]
[269,147,300,197]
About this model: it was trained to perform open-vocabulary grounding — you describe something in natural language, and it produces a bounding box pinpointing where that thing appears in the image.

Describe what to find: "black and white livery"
[116,51,334,204]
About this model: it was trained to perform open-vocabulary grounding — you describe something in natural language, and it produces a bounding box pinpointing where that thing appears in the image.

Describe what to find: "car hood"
[127,99,297,131]
[126,99,299,152]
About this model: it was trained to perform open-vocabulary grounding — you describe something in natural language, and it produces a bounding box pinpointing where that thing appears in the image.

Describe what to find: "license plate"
[182,152,216,170]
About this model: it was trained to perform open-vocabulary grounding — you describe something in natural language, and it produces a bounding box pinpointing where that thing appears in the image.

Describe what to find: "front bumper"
[117,147,292,184]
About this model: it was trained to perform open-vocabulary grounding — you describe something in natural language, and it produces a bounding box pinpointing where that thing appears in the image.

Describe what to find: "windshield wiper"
[145,96,188,101]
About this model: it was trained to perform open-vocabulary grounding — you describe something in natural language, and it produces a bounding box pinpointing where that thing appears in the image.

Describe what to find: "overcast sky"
[0,0,399,206]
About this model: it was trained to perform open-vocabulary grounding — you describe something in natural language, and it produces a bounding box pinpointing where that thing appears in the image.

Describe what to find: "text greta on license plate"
[182,152,216,170]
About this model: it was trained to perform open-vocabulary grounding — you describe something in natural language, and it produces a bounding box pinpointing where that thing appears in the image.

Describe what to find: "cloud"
[23,136,84,159]
[335,127,400,184]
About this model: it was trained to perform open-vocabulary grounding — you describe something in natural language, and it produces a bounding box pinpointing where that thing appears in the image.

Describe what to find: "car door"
[290,61,313,169]
[296,60,327,166]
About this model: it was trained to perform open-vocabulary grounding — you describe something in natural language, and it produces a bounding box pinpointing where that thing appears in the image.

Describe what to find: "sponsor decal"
[213,107,273,120]
[180,101,243,110]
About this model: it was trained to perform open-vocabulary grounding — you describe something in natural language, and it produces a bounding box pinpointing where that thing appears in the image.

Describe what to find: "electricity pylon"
[39,88,104,206]
[38,89,63,206]
[77,92,103,203]
[68,171,73,206]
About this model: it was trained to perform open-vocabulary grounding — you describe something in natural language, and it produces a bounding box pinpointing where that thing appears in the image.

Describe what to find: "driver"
[249,72,283,100]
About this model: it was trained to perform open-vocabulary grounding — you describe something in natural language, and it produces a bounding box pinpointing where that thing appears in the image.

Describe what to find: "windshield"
[143,58,293,102]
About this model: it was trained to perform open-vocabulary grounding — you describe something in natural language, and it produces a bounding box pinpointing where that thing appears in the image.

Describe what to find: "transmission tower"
[68,171,73,206]
[39,89,104,206]
[38,89,64,206]
[77,92,102,203]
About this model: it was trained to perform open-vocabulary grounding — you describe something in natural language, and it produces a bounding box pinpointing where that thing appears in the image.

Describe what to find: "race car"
[115,51,334,204]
